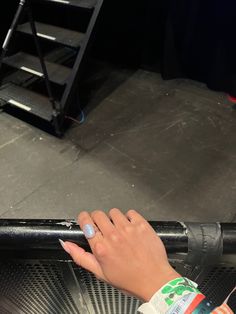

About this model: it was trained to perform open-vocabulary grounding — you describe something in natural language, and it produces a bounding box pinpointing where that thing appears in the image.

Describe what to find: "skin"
[62,208,181,302]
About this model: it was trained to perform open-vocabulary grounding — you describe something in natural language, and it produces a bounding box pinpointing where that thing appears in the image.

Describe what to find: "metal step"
[17,22,85,49]
[3,52,71,85]
[42,0,97,9]
[0,84,53,121]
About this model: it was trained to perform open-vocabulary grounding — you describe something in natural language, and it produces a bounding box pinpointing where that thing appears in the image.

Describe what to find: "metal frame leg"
[0,0,26,78]
[26,1,62,134]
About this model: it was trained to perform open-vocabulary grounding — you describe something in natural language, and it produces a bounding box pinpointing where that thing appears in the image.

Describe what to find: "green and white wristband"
[138,277,201,314]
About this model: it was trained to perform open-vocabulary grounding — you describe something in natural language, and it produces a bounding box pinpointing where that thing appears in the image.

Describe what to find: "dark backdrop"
[162,0,236,96]
[1,0,236,96]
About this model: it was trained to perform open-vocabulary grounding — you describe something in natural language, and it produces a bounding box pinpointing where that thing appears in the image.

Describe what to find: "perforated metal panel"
[77,267,141,314]
[197,266,236,305]
[171,259,236,308]
[0,260,142,314]
[0,261,85,314]
[0,259,235,314]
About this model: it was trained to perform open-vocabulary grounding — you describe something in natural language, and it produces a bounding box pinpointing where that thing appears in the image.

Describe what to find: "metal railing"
[0,220,235,313]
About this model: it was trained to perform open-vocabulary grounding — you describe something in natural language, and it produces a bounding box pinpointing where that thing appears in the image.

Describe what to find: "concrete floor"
[0,66,236,222]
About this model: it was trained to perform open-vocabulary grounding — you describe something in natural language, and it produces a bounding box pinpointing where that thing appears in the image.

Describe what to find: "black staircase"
[0,0,103,135]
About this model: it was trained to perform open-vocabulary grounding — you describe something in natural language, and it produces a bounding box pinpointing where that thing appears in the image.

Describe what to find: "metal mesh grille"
[77,267,141,314]
[0,261,80,314]
[197,266,236,305]
[0,260,235,313]
[172,260,236,307]
[0,308,12,314]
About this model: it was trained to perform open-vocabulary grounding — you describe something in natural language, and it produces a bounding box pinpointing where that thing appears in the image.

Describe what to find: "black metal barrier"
[0,220,235,313]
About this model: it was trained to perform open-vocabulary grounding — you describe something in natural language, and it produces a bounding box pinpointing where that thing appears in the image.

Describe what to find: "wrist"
[141,268,181,302]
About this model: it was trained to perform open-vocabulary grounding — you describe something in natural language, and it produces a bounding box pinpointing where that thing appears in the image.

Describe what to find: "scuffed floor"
[0,66,235,222]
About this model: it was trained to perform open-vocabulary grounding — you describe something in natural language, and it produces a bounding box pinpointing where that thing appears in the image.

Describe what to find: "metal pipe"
[0,220,235,254]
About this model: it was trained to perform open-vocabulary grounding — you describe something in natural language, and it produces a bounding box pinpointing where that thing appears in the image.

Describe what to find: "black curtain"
[95,0,236,96]
[1,0,236,95]
[163,0,236,96]
[93,0,167,68]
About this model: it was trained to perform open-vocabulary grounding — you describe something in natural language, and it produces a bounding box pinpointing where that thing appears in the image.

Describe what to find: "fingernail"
[83,224,96,239]
[59,239,71,254]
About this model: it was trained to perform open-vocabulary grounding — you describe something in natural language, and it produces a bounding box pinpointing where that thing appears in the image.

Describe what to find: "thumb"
[60,240,105,280]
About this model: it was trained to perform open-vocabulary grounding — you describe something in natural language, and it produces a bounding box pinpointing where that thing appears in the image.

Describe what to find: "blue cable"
[79,109,85,124]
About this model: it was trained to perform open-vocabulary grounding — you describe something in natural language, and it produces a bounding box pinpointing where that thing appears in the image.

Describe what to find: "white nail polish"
[59,239,71,254]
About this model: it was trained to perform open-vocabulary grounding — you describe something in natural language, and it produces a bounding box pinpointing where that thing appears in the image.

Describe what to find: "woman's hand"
[61,208,180,301]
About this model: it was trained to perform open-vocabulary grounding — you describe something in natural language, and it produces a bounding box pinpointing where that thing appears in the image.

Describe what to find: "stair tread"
[18,22,84,48]
[0,84,53,121]
[3,52,71,85]
[43,0,97,9]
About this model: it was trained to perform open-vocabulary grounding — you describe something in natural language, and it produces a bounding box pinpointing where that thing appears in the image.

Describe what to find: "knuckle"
[91,210,103,218]
[109,208,119,215]
[78,211,88,219]
[78,211,89,224]
[94,242,106,257]
[109,230,120,242]
[127,209,136,216]
[139,221,149,232]
[123,225,133,234]
[73,256,82,267]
